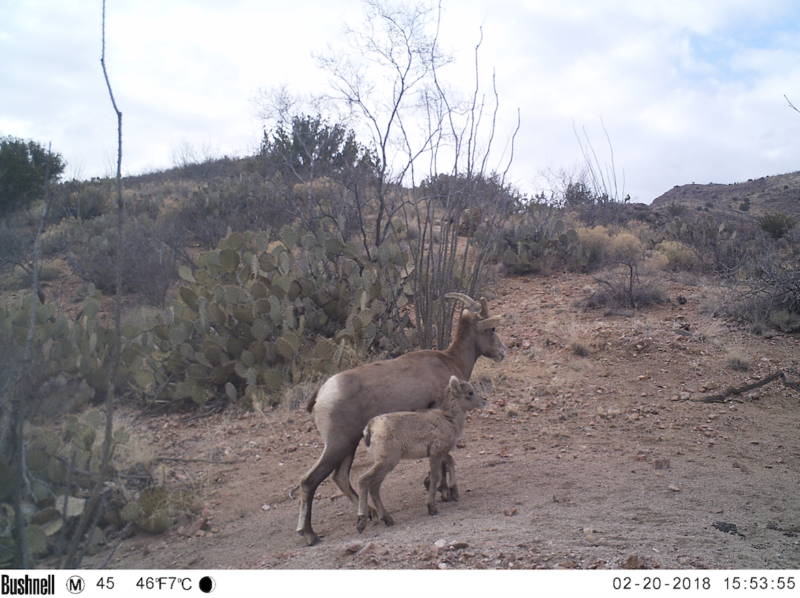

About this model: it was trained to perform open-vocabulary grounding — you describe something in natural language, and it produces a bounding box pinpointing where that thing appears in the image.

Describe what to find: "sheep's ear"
[476,315,503,332]
[448,375,459,390]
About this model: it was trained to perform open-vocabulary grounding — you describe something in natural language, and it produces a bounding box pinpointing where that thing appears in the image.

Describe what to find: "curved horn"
[479,297,489,319]
[444,292,480,313]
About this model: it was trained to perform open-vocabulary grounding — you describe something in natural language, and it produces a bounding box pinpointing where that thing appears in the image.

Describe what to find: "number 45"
[97,577,115,590]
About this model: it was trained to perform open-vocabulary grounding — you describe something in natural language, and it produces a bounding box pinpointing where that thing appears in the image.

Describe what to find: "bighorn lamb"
[296,293,505,546]
[356,376,485,532]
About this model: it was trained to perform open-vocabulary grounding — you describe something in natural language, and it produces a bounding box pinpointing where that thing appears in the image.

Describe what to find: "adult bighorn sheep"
[356,376,485,533]
[295,293,505,546]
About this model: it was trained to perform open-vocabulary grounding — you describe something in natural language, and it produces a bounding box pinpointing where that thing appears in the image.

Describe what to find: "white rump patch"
[313,375,342,439]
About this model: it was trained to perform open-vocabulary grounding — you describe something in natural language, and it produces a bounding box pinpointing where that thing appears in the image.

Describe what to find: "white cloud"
[1,0,800,201]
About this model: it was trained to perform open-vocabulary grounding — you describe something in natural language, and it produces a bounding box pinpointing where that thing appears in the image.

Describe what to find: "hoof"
[427,504,438,516]
[356,515,368,533]
[300,529,321,546]
[449,486,459,502]
[382,514,395,527]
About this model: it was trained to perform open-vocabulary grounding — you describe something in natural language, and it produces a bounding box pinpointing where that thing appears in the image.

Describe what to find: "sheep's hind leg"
[297,443,350,545]
[332,449,358,503]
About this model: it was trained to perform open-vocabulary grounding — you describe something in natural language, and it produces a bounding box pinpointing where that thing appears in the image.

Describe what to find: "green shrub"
[0,136,65,217]
[164,174,295,250]
[498,208,584,274]
[656,240,699,272]
[54,180,111,221]
[769,309,800,333]
[576,225,610,267]
[66,215,178,306]
[720,257,800,330]
[665,213,752,274]
[667,202,686,216]
[576,226,644,271]
[586,262,668,310]
[757,212,797,240]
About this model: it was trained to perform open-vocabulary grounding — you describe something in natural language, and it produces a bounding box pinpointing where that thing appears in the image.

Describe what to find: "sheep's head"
[448,375,486,412]
[445,293,506,363]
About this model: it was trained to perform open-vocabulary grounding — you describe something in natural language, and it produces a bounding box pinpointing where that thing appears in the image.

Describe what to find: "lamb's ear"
[448,375,459,391]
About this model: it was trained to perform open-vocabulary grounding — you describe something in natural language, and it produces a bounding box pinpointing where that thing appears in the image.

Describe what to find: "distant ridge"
[650,171,800,221]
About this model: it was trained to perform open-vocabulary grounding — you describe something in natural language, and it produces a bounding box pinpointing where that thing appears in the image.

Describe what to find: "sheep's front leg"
[441,453,458,502]
[423,461,450,500]
[426,455,444,515]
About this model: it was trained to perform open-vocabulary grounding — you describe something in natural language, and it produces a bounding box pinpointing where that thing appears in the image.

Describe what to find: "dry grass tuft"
[697,320,725,348]
[725,349,751,372]
[569,341,590,357]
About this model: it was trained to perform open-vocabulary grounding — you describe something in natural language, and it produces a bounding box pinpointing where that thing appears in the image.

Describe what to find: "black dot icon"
[199,576,215,593]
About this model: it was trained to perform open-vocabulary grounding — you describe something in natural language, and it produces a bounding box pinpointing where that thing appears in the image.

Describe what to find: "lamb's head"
[447,375,486,413]
[445,293,506,363]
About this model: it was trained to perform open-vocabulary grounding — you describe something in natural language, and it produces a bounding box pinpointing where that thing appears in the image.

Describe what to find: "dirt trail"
[84,272,800,570]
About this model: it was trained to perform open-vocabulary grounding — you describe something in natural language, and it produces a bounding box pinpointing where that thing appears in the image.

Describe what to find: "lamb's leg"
[441,453,458,502]
[438,461,450,497]
[369,478,394,527]
[356,469,373,533]
[334,441,379,521]
[426,454,443,516]
[356,460,396,532]
[423,461,450,499]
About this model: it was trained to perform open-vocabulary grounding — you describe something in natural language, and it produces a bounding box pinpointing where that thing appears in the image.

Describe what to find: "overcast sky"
[2,0,800,203]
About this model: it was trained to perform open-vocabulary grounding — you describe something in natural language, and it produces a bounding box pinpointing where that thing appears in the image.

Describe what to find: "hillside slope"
[651,171,800,222]
[81,271,800,570]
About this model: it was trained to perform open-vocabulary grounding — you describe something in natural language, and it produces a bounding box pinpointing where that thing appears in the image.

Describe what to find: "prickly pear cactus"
[0,407,134,564]
[665,213,740,272]
[0,284,139,407]
[148,227,413,407]
[499,213,585,274]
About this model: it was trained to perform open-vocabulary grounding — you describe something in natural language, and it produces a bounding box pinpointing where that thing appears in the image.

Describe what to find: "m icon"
[67,575,85,594]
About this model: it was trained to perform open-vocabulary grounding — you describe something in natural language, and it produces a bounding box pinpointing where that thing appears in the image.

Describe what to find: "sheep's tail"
[363,424,372,448]
[306,388,319,413]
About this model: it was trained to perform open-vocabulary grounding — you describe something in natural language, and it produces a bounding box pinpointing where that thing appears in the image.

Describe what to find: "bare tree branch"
[64,0,124,567]
[573,119,625,204]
